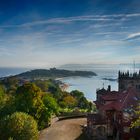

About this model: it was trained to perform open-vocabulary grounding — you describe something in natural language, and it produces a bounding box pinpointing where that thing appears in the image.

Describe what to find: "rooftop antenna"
[102,83,104,89]
[133,60,135,73]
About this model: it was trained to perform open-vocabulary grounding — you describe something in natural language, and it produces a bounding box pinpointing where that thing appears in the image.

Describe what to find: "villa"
[87,72,140,140]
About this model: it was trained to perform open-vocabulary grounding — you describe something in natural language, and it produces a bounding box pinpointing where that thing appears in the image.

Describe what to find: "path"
[39,118,87,140]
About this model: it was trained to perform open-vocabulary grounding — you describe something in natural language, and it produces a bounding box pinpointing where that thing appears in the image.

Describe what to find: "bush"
[0,112,38,140]
[0,84,5,98]
[43,94,59,115]
[0,95,16,119]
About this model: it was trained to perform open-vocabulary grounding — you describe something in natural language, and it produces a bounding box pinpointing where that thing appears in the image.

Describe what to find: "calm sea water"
[60,64,140,100]
[0,67,31,77]
[0,64,139,100]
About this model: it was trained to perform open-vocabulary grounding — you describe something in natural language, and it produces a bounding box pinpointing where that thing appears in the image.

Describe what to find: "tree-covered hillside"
[16,68,97,79]
[0,77,95,140]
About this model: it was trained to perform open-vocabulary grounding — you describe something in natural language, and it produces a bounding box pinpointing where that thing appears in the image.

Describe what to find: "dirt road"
[39,118,87,140]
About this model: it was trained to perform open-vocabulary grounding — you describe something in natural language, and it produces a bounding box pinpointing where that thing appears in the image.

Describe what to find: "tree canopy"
[15,83,59,129]
[0,84,5,99]
[0,77,94,139]
[0,112,38,140]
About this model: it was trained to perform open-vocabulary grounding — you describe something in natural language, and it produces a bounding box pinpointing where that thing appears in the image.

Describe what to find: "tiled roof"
[101,91,126,101]
[100,101,122,111]
[98,88,139,111]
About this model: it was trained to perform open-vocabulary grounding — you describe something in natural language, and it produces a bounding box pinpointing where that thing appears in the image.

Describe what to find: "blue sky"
[0,0,140,68]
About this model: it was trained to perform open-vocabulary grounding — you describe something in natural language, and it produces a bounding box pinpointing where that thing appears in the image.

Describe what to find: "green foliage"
[42,94,59,115]
[2,76,19,90]
[36,93,59,129]
[70,90,84,100]
[0,76,93,133]
[15,83,47,129]
[59,101,67,108]
[0,112,38,140]
[48,84,62,100]
[58,90,95,112]
[0,95,16,119]
[78,96,90,109]
[17,68,96,79]
[132,117,140,127]
[70,90,93,110]
[0,84,5,98]
[131,105,140,128]
[15,83,59,129]
[63,95,77,108]
[34,79,63,101]
[15,83,43,113]
[88,102,97,112]
[34,80,51,92]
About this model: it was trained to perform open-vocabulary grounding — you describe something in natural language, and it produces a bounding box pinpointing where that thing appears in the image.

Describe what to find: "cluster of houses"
[87,71,140,140]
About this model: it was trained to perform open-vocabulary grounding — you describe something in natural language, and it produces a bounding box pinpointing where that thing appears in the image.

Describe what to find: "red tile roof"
[98,88,139,111]
[100,101,122,111]
[101,91,126,101]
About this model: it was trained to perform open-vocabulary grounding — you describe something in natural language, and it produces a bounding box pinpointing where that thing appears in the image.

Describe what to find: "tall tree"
[15,83,58,129]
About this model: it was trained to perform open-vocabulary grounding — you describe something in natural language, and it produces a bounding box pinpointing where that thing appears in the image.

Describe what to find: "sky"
[0,0,140,68]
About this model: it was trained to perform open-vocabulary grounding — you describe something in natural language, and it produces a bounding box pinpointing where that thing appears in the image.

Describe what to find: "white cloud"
[0,12,140,67]
[126,32,140,40]
[1,13,140,28]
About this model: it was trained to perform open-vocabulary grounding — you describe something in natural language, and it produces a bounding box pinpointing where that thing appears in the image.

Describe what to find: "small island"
[102,78,117,81]
[16,68,97,79]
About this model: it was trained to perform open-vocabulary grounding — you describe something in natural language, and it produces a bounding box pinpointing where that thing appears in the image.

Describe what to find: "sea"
[59,64,140,100]
[0,64,140,101]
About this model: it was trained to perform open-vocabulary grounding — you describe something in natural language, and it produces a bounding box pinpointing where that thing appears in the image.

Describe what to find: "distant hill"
[16,68,97,79]
[59,63,119,70]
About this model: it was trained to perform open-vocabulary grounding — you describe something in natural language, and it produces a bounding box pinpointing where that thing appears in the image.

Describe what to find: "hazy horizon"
[0,62,140,69]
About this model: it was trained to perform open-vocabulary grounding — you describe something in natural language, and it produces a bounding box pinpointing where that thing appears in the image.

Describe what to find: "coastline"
[59,83,69,91]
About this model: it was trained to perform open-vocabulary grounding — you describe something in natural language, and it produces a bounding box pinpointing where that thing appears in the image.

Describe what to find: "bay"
[60,64,140,100]
[0,64,139,101]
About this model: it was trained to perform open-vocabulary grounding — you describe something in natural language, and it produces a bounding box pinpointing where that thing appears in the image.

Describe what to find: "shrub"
[0,112,38,140]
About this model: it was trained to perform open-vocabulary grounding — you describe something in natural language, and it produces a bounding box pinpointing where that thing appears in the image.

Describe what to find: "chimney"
[107,85,111,92]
